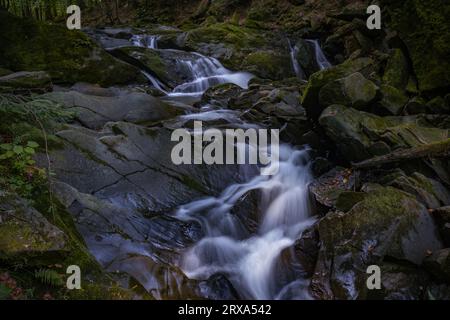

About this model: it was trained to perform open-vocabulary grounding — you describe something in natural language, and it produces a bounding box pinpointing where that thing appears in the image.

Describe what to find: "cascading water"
[306,39,332,70]
[130,34,253,96]
[288,40,306,80]
[171,53,253,96]
[176,146,316,300]
[131,34,159,49]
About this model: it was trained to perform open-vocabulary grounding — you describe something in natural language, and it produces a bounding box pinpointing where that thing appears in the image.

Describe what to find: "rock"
[367,262,429,300]
[301,57,375,119]
[198,274,240,300]
[292,226,319,277]
[388,172,450,209]
[335,191,368,212]
[376,85,408,115]
[0,71,52,93]
[424,249,450,282]
[202,83,244,108]
[382,48,409,90]
[319,104,449,162]
[309,167,357,209]
[111,46,193,88]
[37,122,245,213]
[311,186,442,299]
[0,11,145,86]
[0,190,68,263]
[318,72,378,109]
[431,206,450,247]
[42,90,181,130]
[426,96,450,114]
[385,0,450,93]
[404,96,427,115]
[241,50,295,80]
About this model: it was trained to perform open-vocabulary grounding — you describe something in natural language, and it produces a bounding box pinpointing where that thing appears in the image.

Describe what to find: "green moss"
[386,0,450,93]
[242,50,293,80]
[0,11,142,86]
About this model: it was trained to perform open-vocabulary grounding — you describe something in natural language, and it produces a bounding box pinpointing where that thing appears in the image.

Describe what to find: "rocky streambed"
[0,1,450,300]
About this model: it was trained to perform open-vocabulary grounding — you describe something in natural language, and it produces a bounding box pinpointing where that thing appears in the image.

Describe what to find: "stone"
[376,85,408,115]
[424,249,450,282]
[382,48,409,90]
[318,72,378,109]
[0,190,68,263]
[0,71,52,93]
[311,186,442,299]
[301,57,374,119]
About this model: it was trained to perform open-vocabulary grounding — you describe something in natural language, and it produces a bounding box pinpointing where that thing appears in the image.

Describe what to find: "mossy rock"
[376,85,408,115]
[0,191,68,264]
[301,57,375,119]
[0,71,52,93]
[313,186,442,299]
[319,104,449,162]
[241,50,294,80]
[382,48,409,90]
[385,0,450,93]
[0,10,145,86]
[319,72,378,109]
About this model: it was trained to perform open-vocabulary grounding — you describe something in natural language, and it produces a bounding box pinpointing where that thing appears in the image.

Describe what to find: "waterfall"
[176,146,316,300]
[131,34,159,49]
[171,53,253,96]
[288,40,306,80]
[306,39,332,70]
[141,71,168,94]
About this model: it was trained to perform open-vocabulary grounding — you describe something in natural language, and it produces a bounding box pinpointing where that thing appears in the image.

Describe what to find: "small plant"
[0,140,46,198]
[34,269,64,287]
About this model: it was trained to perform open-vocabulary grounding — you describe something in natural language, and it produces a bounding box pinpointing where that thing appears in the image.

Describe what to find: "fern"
[34,268,64,287]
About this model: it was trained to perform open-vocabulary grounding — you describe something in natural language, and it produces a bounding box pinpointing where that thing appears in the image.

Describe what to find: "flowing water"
[306,39,332,70]
[176,146,316,299]
[123,32,328,299]
[131,35,253,96]
[288,40,306,80]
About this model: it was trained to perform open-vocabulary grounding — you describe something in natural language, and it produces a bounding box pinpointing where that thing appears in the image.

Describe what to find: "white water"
[176,146,316,299]
[131,34,159,49]
[288,40,306,80]
[131,35,252,96]
[306,39,332,70]
[171,53,253,96]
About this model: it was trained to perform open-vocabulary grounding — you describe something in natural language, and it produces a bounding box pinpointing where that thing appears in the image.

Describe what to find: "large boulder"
[0,190,68,264]
[384,0,450,93]
[311,186,443,299]
[241,50,295,80]
[318,72,378,109]
[0,71,52,93]
[382,48,409,91]
[319,104,449,162]
[42,89,181,130]
[301,57,375,119]
[0,10,145,86]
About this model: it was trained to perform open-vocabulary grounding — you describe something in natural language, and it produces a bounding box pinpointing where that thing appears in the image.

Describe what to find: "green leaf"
[24,147,35,155]
[27,159,36,165]
[13,146,24,154]
[0,144,12,151]
[0,283,11,299]
[27,141,39,148]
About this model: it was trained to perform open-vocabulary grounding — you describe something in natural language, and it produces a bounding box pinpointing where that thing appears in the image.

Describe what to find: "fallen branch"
[352,138,450,169]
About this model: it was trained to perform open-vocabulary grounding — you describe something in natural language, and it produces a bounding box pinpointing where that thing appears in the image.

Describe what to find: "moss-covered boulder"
[318,72,378,109]
[301,57,375,119]
[385,0,450,93]
[319,104,449,162]
[0,190,68,264]
[0,10,145,86]
[311,186,443,299]
[382,48,409,90]
[376,85,408,115]
[0,71,52,94]
[241,50,294,80]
